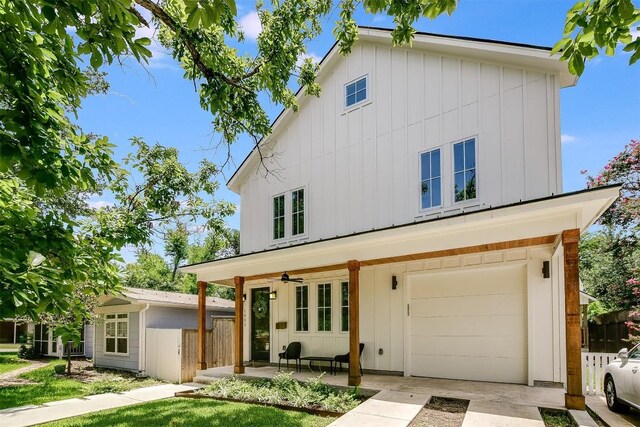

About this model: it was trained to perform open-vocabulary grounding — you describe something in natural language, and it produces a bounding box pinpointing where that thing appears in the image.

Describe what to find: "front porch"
[194,365,566,409]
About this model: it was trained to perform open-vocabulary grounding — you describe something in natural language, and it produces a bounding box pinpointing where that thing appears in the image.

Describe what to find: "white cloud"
[296,52,322,68]
[135,24,176,70]
[561,134,577,144]
[239,11,262,40]
[88,200,113,209]
[631,29,640,40]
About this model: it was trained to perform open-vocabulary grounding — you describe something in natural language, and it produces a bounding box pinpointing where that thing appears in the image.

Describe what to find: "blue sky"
[76,0,639,261]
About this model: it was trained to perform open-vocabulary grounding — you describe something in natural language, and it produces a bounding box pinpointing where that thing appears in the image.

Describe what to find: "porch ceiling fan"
[281,272,303,283]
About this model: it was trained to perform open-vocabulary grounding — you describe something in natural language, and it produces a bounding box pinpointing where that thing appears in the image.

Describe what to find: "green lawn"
[0,360,161,409]
[0,352,29,375]
[43,398,335,427]
[0,343,22,351]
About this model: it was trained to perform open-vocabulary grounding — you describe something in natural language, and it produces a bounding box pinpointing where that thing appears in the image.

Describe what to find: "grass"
[0,343,22,350]
[0,360,161,409]
[0,352,29,375]
[42,397,335,427]
[540,409,574,427]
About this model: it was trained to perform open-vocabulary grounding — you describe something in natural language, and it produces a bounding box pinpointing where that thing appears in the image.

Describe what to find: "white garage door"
[409,266,527,384]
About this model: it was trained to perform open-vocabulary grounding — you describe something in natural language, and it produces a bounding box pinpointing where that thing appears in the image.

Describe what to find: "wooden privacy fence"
[582,352,618,396]
[181,317,235,382]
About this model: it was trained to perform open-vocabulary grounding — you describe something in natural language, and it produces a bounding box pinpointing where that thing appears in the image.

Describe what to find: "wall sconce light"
[269,290,277,300]
[542,261,550,279]
[242,294,247,302]
[391,275,398,290]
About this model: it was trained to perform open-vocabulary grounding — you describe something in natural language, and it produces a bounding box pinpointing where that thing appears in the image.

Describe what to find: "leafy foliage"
[553,0,640,76]
[199,373,362,413]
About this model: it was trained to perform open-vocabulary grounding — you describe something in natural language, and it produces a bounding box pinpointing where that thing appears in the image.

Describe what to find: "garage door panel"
[411,292,526,317]
[410,315,526,337]
[408,266,527,384]
[410,270,525,299]
[411,335,527,359]
[410,354,527,384]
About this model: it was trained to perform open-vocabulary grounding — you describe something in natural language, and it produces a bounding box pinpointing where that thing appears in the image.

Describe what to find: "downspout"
[138,303,150,376]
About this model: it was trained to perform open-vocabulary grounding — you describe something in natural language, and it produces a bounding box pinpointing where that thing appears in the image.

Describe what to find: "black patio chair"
[278,342,302,372]
[333,343,365,376]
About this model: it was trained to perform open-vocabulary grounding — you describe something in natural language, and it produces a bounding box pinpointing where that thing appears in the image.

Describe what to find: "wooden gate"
[181,317,235,382]
[146,328,183,383]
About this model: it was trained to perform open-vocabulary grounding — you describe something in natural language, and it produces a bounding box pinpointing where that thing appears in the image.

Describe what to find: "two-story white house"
[182,27,619,410]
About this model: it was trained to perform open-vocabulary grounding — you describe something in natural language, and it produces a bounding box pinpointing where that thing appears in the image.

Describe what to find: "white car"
[604,343,640,412]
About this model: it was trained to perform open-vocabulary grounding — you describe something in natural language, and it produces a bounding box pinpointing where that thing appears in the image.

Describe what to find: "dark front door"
[251,287,270,362]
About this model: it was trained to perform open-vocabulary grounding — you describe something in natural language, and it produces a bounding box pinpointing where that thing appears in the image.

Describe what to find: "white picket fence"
[582,352,618,395]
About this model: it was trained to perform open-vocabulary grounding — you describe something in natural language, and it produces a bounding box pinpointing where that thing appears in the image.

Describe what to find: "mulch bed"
[410,397,469,427]
[175,389,345,418]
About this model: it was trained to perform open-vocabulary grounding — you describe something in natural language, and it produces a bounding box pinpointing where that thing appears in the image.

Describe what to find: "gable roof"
[226,26,575,194]
[101,287,234,311]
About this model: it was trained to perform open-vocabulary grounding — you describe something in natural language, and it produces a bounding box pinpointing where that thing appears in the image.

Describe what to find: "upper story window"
[420,149,442,209]
[291,188,304,236]
[345,76,367,108]
[273,194,285,240]
[317,283,331,332]
[104,313,128,355]
[453,138,477,202]
[295,285,309,332]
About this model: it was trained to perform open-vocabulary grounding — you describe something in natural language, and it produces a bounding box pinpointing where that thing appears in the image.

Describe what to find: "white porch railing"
[582,352,618,395]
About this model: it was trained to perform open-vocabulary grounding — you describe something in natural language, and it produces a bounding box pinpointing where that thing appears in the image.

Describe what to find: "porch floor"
[194,365,566,409]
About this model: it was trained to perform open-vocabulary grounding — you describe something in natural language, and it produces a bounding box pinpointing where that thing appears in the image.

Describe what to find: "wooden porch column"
[197,280,207,370]
[562,229,585,410]
[348,260,361,386]
[234,276,245,374]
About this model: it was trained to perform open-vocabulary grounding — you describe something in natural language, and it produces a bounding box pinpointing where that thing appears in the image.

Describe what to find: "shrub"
[17,344,40,360]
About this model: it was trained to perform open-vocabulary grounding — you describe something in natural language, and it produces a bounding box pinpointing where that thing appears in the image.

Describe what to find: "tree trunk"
[66,342,72,375]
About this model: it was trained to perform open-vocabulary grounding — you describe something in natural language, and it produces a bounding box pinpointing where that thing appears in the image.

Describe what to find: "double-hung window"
[345,76,367,108]
[273,195,285,240]
[420,149,442,209]
[104,313,128,355]
[295,285,309,332]
[340,281,349,332]
[291,188,304,236]
[453,138,477,202]
[317,283,331,332]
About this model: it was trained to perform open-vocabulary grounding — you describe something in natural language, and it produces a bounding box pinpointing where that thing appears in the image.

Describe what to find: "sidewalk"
[0,383,203,427]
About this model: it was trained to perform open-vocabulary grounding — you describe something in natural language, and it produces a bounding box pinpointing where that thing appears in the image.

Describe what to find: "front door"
[251,287,270,362]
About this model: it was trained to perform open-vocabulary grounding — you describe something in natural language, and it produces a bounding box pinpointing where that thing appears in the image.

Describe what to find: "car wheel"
[604,375,629,413]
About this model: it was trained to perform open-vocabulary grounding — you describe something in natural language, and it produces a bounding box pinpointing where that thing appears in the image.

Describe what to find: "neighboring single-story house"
[93,287,234,374]
[0,318,93,358]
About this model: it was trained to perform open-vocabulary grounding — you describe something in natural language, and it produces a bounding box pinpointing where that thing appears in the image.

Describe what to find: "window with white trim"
[104,313,128,355]
[345,76,367,108]
[453,138,477,202]
[291,188,304,236]
[317,283,331,332]
[340,281,349,332]
[295,285,309,332]
[420,148,442,209]
[273,194,285,240]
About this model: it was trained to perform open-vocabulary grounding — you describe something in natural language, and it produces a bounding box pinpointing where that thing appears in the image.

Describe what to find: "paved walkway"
[329,390,430,427]
[0,361,48,386]
[0,383,203,427]
[585,396,640,427]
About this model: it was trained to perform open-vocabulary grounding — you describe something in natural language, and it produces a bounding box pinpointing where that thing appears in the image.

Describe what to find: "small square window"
[345,77,367,108]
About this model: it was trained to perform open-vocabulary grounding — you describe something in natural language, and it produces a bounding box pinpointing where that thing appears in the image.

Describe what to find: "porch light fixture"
[281,272,303,283]
[242,294,247,302]
[391,275,398,290]
[269,291,277,300]
[542,261,550,279]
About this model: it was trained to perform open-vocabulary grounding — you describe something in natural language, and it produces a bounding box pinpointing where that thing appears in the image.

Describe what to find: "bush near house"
[197,373,362,413]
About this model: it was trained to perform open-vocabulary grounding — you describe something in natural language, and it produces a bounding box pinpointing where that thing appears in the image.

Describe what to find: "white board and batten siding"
[145,328,182,383]
[243,246,564,385]
[239,40,563,254]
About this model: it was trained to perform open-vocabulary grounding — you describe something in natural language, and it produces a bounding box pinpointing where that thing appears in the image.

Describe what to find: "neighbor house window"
[104,313,128,355]
[291,188,305,236]
[453,138,477,202]
[340,282,349,332]
[345,76,367,108]
[295,285,309,332]
[273,194,285,240]
[420,149,442,209]
[317,283,332,332]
